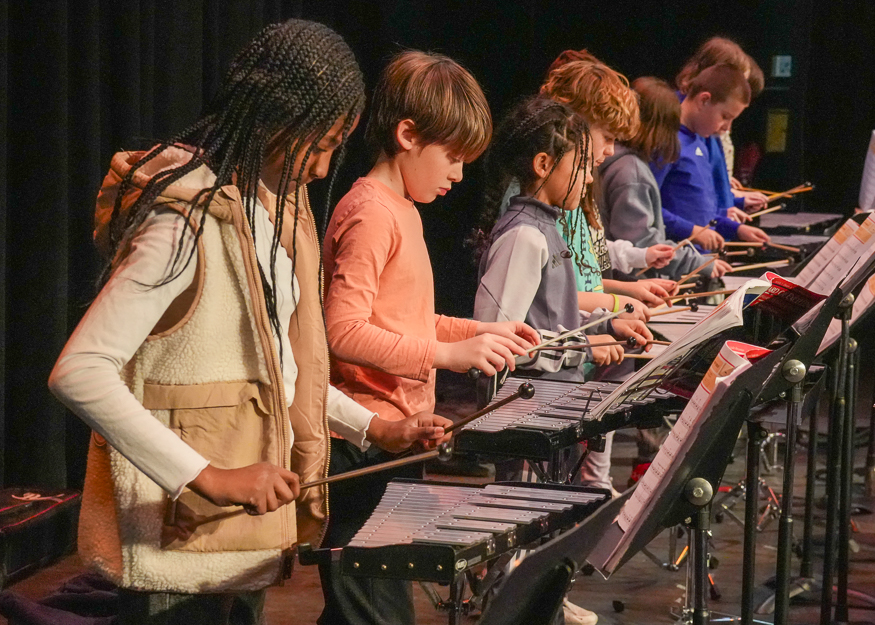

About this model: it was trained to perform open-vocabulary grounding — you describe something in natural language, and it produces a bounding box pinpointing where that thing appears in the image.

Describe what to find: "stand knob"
[437,442,453,462]
[684,477,713,507]
[781,359,806,384]
[847,338,858,354]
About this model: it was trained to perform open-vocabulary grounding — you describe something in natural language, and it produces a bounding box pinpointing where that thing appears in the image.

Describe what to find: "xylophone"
[335,479,608,584]
[456,377,683,461]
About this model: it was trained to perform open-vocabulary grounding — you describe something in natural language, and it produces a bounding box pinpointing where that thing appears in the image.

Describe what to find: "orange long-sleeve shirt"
[323,177,478,422]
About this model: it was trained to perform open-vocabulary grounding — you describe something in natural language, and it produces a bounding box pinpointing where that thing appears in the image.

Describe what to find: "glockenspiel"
[455,377,682,461]
[337,479,608,583]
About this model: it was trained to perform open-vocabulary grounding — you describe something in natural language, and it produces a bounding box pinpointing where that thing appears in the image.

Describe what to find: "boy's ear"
[532,152,554,179]
[694,91,713,108]
[394,119,418,153]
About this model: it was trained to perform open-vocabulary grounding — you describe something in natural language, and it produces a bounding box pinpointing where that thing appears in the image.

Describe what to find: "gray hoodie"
[599,144,710,279]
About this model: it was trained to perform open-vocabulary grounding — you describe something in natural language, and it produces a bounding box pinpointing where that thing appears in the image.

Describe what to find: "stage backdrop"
[2,0,873,491]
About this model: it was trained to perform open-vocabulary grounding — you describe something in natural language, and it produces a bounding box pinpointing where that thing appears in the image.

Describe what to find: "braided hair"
[473,96,595,276]
[100,19,366,362]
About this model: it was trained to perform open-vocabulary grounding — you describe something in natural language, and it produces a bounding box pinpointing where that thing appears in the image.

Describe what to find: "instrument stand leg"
[741,420,768,625]
[447,575,466,625]
[676,479,762,625]
[773,360,808,625]
[821,297,853,625]
[834,343,875,624]
[864,380,875,499]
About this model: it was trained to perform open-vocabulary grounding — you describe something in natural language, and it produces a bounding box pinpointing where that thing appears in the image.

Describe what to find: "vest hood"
[94,146,235,257]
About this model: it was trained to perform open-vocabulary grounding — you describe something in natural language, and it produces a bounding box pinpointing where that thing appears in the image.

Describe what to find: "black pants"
[117,588,265,625]
[317,438,421,625]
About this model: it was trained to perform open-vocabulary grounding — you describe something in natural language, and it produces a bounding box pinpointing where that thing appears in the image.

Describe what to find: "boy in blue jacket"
[652,64,770,250]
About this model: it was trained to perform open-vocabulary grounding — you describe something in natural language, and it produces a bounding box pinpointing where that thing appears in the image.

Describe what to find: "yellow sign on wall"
[766,109,789,153]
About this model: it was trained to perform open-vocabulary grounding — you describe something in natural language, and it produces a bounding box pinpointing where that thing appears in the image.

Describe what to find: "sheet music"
[759,212,843,231]
[647,305,716,324]
[808,213,875,295]
[860,130,875,211]
[593,341,766,575]
[818,273,875,354]
[588,281,769,420]
[794,217,860,287]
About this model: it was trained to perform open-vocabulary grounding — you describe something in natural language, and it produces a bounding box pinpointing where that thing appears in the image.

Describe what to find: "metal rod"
[835,341,859,623]
[444,382,535,434]
[774,360,807,625]
[800,375,821,579]
[741,421,766,625]
[820,296,854,625]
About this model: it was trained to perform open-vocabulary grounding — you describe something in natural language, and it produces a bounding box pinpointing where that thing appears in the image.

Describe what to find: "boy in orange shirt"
[319,50,538,625]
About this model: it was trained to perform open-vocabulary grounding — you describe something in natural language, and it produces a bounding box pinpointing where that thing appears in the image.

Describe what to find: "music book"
[796,213,875,290]
[860,130,875,211]
[818,272,875,354]
[589,341,770,576]
[588,274,824,419]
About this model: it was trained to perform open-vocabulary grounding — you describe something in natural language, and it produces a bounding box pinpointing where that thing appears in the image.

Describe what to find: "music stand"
[480,345,785,625]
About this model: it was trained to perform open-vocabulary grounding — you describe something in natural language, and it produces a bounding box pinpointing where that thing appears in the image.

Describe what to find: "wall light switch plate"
[771,55,792,78]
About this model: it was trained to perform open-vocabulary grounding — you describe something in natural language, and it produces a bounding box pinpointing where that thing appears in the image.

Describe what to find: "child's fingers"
[273,476,296,507]
[265,488,279,513]
[278,468,300,499]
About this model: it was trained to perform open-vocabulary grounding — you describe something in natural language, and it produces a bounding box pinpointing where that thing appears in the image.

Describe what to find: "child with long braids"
[475,96,653,376]
[539,54,678,311]
[48,20,449,624]
[474,96,646,625]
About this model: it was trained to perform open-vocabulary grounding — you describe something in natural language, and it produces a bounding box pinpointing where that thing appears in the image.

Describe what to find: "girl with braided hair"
[474,97,651,625]
[49,19,449,624]
[474,96,649,375]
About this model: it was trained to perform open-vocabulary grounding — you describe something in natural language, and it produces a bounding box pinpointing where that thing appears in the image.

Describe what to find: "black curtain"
[3,1,874,492]
[3,0,303,490]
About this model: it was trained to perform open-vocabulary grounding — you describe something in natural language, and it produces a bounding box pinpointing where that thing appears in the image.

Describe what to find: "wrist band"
[611,293,621,313]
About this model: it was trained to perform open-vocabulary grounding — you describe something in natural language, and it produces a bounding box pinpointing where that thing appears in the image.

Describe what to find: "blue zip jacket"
[650,125,741,241]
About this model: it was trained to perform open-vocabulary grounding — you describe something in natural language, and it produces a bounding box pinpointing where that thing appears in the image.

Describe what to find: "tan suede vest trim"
[276,187,330,547]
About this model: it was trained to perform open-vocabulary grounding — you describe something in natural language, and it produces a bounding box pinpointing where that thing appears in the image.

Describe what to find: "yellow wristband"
[611,294,620,313]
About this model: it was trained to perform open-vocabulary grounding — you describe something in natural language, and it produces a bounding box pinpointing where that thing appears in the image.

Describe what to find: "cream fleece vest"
[79,185,297,593]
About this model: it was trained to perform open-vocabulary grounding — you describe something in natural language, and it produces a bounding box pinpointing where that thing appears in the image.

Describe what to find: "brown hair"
[688,64,751,106]
[676,37,749,94]
[746,54,764,97]
[627,77,681,167]
[365,50,492,161]
[540,59,640,141]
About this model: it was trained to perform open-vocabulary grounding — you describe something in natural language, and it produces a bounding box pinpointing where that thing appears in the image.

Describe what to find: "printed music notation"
[794,213,875,334]
[794,217,860,286]
[818,272,875,354]
[591,341,768,576]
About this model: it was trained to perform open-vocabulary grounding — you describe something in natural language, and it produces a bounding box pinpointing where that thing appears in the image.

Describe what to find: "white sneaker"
[563,599,598,625]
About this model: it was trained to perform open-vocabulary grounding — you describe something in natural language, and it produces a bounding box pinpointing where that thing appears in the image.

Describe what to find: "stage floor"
[4,379,875,624]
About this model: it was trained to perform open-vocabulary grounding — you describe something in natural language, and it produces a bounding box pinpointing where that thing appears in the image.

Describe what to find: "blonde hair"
[540,60,640,141]
[365,50,492,162]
